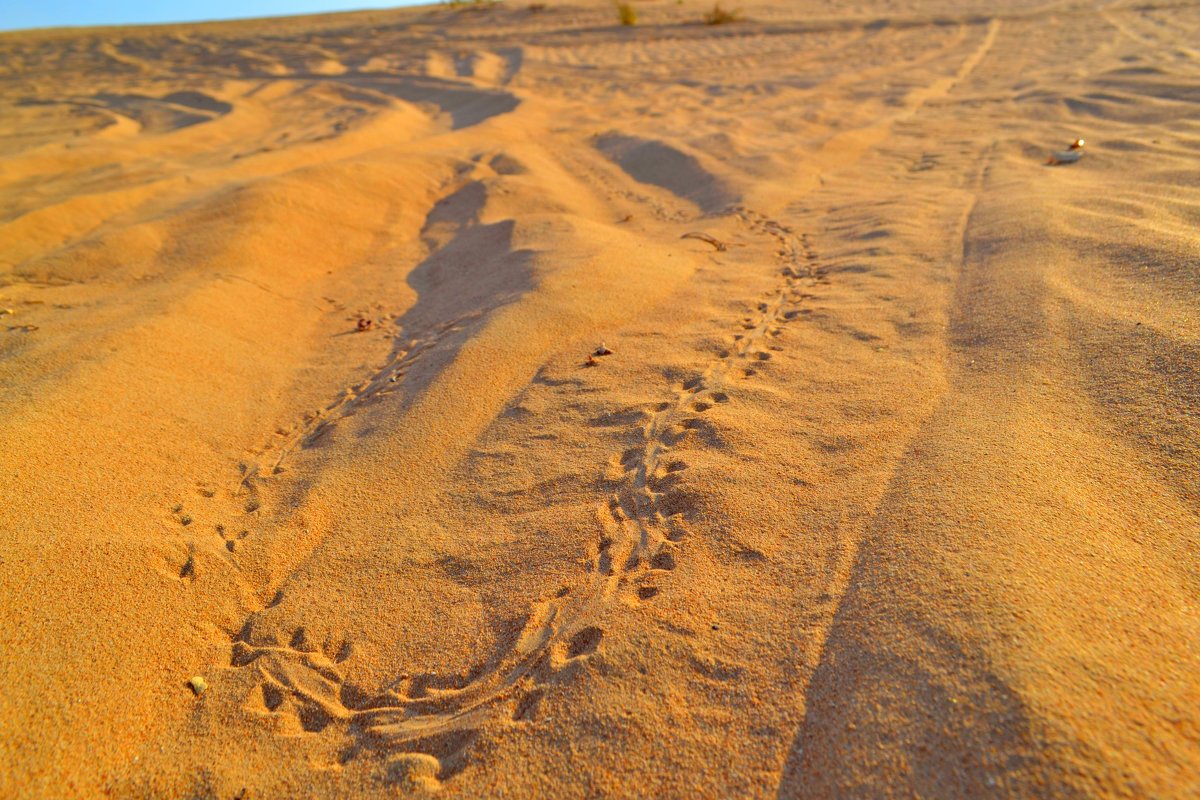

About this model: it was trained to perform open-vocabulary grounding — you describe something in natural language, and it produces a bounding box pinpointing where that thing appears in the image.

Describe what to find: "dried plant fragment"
[681,232,728,251]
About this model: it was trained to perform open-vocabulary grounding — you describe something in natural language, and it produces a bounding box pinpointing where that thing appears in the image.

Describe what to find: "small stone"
[387,753,441,788]
[189,676,207,696]
[594,343,613,356]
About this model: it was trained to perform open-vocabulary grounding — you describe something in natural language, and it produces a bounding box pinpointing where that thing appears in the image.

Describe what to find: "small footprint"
[567,626,603,658]
[180,550,196,580]
[512,688,545,722]
[650,550,677,571]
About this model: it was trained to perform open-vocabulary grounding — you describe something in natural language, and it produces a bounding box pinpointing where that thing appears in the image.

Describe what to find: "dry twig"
[681,232,728,251]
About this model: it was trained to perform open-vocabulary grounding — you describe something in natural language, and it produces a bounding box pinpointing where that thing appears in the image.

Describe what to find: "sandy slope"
[0,0,1197,796]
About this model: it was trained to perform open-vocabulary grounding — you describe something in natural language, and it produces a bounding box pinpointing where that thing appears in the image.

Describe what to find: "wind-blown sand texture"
[1,0,1198,796]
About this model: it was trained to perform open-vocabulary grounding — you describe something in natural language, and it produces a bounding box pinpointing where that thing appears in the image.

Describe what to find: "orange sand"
[1,0,1197,797]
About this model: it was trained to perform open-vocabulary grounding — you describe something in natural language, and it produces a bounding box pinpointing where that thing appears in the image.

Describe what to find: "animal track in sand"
[558,144,690,224]
[243,308,485,483]
[199,307,486,563]
[223,207,827,782]
[163,486,253,579]
[731,205,828,285]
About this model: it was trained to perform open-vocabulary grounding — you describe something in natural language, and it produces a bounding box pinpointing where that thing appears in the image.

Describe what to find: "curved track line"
[227,209,827,779]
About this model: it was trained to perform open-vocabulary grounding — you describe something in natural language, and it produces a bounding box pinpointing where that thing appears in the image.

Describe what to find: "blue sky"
[1,0,430,31]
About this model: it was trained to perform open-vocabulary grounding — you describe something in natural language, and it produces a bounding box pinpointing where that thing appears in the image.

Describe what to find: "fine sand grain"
[1,0,1197,797]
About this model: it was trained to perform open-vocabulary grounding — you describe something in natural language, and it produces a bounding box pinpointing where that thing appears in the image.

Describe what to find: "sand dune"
[1,0,1197,797]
